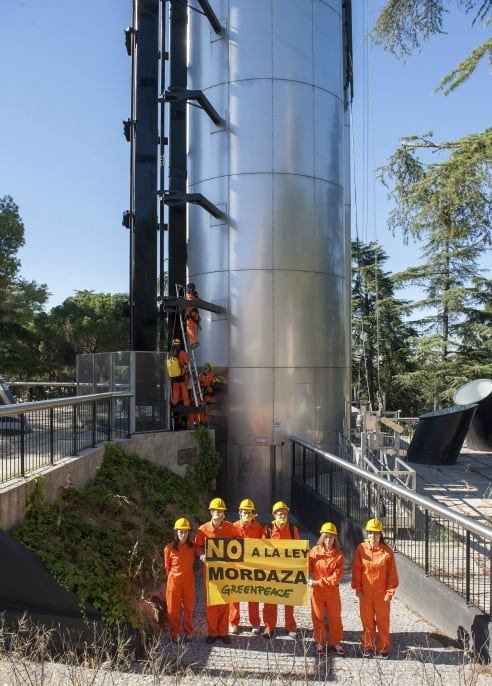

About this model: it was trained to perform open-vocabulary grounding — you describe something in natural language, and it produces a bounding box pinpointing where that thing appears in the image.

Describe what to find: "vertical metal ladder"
[175,284,203,408]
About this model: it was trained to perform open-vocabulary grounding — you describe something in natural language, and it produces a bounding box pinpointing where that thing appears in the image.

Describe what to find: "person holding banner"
[164,517,197,642]
[351,518,399,658]
[262,500,300,639]
[229,498,263,635]
[308,522,345,656]
[195,497,239,644]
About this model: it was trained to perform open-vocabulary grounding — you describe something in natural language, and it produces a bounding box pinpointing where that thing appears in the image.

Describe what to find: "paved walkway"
[148,533,490,686]
[1,565,490,685]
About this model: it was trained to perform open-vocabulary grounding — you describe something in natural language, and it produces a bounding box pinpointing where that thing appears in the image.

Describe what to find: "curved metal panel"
[229,269,274,368]
[230,79,273,175]
[314,1,343,93]
[273,271,317,367]
[273,0,313,83]
[188,86,229,187]
[272,175,316,271]
[313,180,345,274]
[314,90,343,183]
[229,367,274,444]
[229,0,273,82]
[228,173,273,271]
[274,367,317,439]
[229,444,272,512]
[192,271,230,366]
[187,0,350,508]
[273,81,314,177]
[187,177,228,273]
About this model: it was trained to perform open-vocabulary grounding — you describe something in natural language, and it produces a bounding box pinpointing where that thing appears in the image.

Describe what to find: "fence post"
[20,414,26,477]
[50,408,54,463]
[72,405,78,456]
[92,402,97,447]
[465,529,471,605]
[424,509,430,575]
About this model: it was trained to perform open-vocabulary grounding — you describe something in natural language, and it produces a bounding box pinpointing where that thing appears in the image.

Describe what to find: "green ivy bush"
[11,439,220,628]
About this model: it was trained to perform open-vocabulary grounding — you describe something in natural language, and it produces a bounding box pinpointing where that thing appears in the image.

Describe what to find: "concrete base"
[0,429,204,532]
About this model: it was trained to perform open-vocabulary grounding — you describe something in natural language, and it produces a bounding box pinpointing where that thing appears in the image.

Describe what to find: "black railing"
[291,436,492,616]
[0,393,132,485]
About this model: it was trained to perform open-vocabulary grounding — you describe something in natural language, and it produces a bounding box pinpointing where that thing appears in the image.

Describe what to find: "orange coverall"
[309,544,344,647]
[196,368,215,424]
[195,520,239,637]
[262,522,300,633]
[229,519,264,629]
[171,349,190,407]
[351,539,399,653]
[164,541,196,640]
[185,292,200,346]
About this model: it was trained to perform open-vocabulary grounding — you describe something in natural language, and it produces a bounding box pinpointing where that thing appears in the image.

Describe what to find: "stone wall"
[0,430,202,532]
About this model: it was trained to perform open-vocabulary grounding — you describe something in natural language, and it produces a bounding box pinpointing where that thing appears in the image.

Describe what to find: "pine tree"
[352,240,420,415]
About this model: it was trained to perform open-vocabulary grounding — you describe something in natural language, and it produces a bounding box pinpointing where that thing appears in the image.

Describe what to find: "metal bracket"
[160,87,224,127]
[158,190,225,221]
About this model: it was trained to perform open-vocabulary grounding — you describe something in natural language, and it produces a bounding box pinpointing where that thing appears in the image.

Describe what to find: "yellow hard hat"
[209,497,227,510]
[239,498,255,511]
[174,517,191,530]
[272,501,289,514]
[205,362,214,370]
[172,338,181,345]
[365,518,383,532]
[320,522,337,536]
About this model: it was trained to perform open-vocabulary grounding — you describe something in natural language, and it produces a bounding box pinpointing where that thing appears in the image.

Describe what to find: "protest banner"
[204,537,309,606]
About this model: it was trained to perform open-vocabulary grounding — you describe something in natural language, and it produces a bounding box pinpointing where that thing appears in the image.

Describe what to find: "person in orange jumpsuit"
[194,497,239,644]
[309,522,345,656]
[351,518,399,658]
[196,362,217,424]
[199,363,216,402]
[261,500,300,639]
[164,517,196,642]
[169,338,190,410]
[229,498,263,635]
[185,283,201,348]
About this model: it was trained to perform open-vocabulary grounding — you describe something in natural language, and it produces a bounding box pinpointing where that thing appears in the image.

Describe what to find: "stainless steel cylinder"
[187,0,350,511]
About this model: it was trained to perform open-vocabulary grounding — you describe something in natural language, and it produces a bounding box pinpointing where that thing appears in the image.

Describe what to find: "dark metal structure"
[124,0,224,351]
[125,0,159,352]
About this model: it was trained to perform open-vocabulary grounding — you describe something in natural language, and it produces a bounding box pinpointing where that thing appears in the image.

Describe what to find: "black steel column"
[131,0,159,351]
[167,0,188,337]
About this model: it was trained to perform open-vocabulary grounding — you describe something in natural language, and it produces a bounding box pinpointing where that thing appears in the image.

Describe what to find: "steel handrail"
[290,435,492,542]
[0,392,133,416]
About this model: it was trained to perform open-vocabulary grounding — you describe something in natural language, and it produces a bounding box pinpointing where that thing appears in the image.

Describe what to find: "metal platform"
[410,448,492,527]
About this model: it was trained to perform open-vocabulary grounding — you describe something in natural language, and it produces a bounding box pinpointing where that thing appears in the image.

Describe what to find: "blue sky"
[1,0,490,309]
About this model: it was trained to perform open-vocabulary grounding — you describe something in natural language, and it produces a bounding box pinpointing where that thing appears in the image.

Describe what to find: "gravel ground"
[1,561,491,686]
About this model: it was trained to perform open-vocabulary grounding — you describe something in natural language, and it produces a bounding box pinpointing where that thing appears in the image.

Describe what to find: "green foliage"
[379,133,492,409]
[351,239,419,414]
[435,35,492,94]
[11,443,205,627]
[0,195,49,378]
[31,290,130,381]
[371,1,490,59]
[371,2,492,412]
[185,425,223,497]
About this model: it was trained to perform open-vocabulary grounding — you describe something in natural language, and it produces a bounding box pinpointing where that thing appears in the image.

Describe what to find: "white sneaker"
[316,644,324,655]
[229,625,238,635]
[251,626,261,635]
[334,644,345,655]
